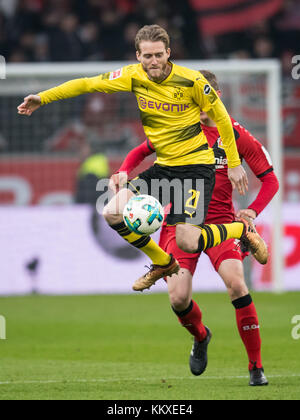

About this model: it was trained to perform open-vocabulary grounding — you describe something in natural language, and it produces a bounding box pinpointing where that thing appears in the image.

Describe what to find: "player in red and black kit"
[113,71,279,386]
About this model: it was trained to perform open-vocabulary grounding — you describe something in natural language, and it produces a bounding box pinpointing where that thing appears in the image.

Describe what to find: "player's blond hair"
[199,70,220,91]
[135,25,170,53]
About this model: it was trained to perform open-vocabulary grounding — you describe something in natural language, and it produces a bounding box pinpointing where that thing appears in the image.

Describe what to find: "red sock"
[233,295,262,370]
[173,300,207,342]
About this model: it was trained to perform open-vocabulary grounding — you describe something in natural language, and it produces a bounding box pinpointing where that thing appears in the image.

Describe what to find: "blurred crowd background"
[0,0,299,69]
[0,0,300,206]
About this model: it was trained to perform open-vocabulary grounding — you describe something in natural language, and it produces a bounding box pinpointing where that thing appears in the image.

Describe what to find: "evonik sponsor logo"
[138,97,190,112]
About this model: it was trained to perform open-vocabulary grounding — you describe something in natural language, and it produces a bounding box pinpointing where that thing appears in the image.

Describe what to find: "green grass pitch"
[0,292,299,400]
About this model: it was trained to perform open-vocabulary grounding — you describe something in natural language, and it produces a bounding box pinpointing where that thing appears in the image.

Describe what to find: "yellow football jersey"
[38,63,241,168]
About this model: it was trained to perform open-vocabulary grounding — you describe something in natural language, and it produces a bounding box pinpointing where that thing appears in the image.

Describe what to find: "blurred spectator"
[8,48,28,62]
[253,37,275,59]
[79,22,103,61]
[0,11,9,58]
[122,21,140,61]
[33,34,50,61]
[276,0,300,31]
[281,50,296,77]
[229,50,251,60]
[98,7,126,60]
[48,14,83,61]
[0,0,19,18]
[275,0,300,54]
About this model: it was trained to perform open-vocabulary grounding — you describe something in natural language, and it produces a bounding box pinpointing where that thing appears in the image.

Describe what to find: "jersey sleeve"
[235,120,279,215]
[39,66,133,105]
[235,121,274,177]
[118,140,154,175]
[247,171,279,216]
[192,76,220,113]
[192,78,241,168]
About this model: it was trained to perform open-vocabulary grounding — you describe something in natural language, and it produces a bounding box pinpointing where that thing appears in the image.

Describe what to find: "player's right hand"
[109,172,128,194]
[17,95,42,116]
[236,208,257,220]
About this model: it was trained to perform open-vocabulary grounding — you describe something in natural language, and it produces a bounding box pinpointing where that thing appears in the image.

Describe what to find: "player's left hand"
[109,171,128,194]
[236,208,257,220]
[228,165,248,196]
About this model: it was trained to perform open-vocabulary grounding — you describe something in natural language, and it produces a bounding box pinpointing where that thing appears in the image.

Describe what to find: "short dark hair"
[135,25,170,53]
[199,70,220,91]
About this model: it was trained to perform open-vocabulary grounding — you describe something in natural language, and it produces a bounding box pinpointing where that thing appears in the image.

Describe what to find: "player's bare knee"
[177,239,197,254]
[227,277,249,301]
[176,224,199,253]
[176,234,196,254]
[170,293,190,313]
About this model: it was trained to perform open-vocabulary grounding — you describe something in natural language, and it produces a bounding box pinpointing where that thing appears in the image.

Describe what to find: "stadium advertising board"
[0,158,150,205]
[0,205,299,295]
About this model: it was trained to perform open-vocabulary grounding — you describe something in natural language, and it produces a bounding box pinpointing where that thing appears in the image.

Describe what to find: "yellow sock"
[140,239,171,266]
[111,222,171,266]
[222,222,244,240]
[199,222,244,252]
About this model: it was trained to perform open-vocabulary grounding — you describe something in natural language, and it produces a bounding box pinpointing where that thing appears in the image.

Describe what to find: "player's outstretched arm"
[17,67,132,115]
[17,95,42,116]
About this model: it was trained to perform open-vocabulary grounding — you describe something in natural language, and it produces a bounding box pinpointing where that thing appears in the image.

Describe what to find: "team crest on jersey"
[109,69,122,80]
[174,87,184,100]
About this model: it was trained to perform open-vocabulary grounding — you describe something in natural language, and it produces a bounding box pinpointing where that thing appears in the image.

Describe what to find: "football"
[123,195,164,236]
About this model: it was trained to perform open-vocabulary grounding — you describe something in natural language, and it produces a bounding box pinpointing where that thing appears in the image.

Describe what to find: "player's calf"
[167,269,194,312]
[218,259,249,302]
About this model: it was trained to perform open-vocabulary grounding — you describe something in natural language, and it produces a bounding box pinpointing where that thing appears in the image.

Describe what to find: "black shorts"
[127,164,216,226]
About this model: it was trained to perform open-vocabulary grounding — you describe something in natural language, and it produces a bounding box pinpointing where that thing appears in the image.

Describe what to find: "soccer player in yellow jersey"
[18,25,268,292]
